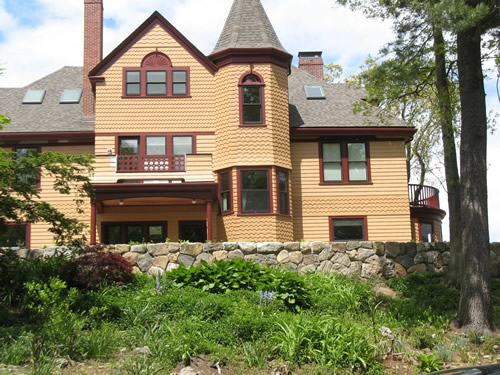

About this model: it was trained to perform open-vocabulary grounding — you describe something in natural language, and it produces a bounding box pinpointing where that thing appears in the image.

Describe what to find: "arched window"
[123,52,190,97]
[239,72,265,126]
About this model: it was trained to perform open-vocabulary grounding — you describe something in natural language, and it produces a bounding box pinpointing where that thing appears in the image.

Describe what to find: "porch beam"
[206,201,213,241]
[90,202,97,245]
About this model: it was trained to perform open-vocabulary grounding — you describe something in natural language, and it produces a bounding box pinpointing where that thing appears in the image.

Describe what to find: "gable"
[89,11,217,79]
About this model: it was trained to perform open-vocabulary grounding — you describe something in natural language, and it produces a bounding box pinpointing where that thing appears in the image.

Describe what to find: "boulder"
[406,242,417,257]
[346,241,360,251]
[277,250,290,264]
[374,242,385,256]
[203,242,223,252]
[168,242,180,252]
[298,264,317,274]
[288,251,304,264]
[213,250,228,261]
[147,266,164,276]
[331,242,347,252]
[408,263,427,274]
[442,251,451,266]
[395,254,414,269]
[348,261,362,275]
[284,242,300,252]
[426,251,443,268]
[361,255,384,279]
[360,241,373,249]
[257,242,283,254]
[300,242,312,254]
[303,254,319,265]
[311,242,330,254]
[244,253,277,265]
[195,252,214,265]
[131,244,147,254]
[227,249,244,260]
[166,263,179,272]
[123,252,139,266]
[178,254,195,267]
[152,256,169,269]
[223,242,238,251]
[317,260,334,273]
[180,243,203,257]
[137,253,153,272]
[330,263,350,276]
[318,248,334,261]
[238,242,257,254]
[114,244,130,254]
[358,248,375,262]
[147,243,169,256]
[385,242,400,258]
[331,253,351,267]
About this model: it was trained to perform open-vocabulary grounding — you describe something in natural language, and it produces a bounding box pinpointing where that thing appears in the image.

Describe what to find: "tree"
[0,148,94,246]
[336,0,498,332]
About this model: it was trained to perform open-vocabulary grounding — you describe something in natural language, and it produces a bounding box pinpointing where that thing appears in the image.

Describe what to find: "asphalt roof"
[211,0,288,54]
[0,66,93,134]
[288,66,408,128]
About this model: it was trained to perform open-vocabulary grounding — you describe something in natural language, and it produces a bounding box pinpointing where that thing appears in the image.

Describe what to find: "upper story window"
[123,52,190,97]
[321,142,370,184]
[304,85,325,99]
[239,72,265,126]
[16,147,40,187]
[23,90,46,104]
[219,170,232,214]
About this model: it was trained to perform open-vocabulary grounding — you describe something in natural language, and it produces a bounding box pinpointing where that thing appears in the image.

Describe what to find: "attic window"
[23,90,46,104]
[304,85,325,99]
[60,89,83,104]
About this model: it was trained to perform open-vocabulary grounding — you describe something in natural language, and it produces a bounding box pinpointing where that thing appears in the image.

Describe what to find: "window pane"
[421,223,433,242]
[323,143,341,161]
[16,148,38,158]
[333,219,365,241]
[349,162,367,181]
[348,143,366,161]
[221,192,230,212]
[172,136,193,154]
[220,173,230,192]
[323,162,342,181]
[146,71,166,83]
[278,171,289,215]
[172,71,186,82]
[278,172,287,192]
[243,87,261,104]
[241,191,270,213]
[119,138,140,155]
[279,192,289,215]
[243,105,262,123]
[147,83,166,95]
[127,71,140,83]
[105,225,122,245]
[60,89,83,104]
[0,225,27,247]
[127,225,143,243]
[173,83,187,95]
[146,136,166,155]
[23,89,46,104]
[127,83,140,96]
[16,148,39,186]
[242,170,268,189]
[148,225,164,243]
[242,74,261,83]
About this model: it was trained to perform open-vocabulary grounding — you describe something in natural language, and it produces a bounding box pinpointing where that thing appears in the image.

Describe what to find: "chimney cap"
[298,51,323,58]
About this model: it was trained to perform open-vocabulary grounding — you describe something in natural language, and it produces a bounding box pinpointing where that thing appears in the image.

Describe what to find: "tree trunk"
[456,25,493,333]
[432,27,462,287]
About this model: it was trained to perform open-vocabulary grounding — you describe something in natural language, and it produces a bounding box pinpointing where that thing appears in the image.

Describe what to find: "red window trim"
[418,221,435,243]
[4,222,31,248]
[122,52,191,98]
[319,141,372,185]
[101,221,168,244]
[276,168,291,217]
[218,168,234,215]
[115,134,197,156]
[238,71,266,127]
[15,146,42,191]
[237,167,273,216]
[329,216,368,242]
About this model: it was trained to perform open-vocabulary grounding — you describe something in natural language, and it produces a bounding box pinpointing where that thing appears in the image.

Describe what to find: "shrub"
[165,259,310,311]
[60,250,135,290]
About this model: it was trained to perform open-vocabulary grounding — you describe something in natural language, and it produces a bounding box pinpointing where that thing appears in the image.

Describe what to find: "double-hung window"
[277,170,289,215]
[124,52,189,97]
[219,171,232,214]
[321,142,369,183]
[240,169,271,214]
[239,73,265,125]
[0,223,29,247]
[16,147,39,187]
[330,217,367,241]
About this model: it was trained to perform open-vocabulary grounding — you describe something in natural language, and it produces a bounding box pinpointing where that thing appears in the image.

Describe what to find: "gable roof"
[89,11,218,78]
[0,67,93,134]
[288,66,409,129]
[211,0,288,54]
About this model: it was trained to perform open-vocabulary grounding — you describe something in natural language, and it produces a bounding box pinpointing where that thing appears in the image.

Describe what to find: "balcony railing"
[409,184,440,209]
[117,155,186,172]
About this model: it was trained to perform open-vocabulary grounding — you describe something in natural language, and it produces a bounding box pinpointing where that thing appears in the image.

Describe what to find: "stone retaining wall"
[14,241,500,279]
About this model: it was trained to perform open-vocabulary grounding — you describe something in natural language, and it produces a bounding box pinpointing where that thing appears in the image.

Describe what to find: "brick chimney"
[298,51,324,80]
[83,0,103,117]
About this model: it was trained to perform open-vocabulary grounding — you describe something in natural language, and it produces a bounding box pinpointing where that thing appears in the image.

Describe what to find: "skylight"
[23,89,46,104]
[304,85,325,99]
[60,89,82,104]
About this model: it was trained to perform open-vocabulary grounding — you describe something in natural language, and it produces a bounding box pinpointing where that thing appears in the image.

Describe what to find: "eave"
[290,127,417,142]
[209,48,293,73]
[0,131,95,146]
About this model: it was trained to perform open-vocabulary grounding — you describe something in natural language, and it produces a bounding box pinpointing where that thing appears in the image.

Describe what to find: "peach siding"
[291,140,412,242]
[30,145,93,248]
[213,64,291,170]
[94,25,216,134]
[433,220,442,242]
[411,217,419,241]
[96,203,217,243]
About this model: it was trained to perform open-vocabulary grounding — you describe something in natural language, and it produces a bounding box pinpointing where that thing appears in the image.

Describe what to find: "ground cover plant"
[0,249,499,374]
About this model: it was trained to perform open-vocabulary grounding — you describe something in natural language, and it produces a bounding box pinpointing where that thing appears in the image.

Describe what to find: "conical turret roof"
[211,0,288,54]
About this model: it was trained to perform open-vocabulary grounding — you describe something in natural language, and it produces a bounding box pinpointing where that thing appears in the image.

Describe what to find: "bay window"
[239,169,271,214]
[219,171,232,214]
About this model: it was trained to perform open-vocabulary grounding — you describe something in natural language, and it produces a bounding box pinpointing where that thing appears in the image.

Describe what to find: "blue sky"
[1,0,499,240]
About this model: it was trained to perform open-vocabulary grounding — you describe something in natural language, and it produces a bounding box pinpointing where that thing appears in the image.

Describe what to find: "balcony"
[117,155,185,172]
[408,184,440,209]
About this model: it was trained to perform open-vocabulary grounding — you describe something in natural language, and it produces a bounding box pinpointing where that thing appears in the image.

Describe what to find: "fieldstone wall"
[11,241,500,280]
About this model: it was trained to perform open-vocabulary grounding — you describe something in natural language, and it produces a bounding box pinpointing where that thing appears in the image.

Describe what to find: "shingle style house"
[0,0,445,249]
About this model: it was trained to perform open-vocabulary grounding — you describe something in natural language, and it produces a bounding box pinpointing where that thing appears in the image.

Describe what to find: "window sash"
[126,71,141,96]
[16,147,39,187]
[278,171,289,215]
[146,136,166,155]
[240,170,270,213]
[332,219,365,241]
[220,172,231,213]
[0,224,28,247]
[420,223,433,242]
[119,137,140,155]
[242,86,262,124]
[347,143,367,181]
[322,142,368,183]
[172,71,187,95]
[172,136,193,154]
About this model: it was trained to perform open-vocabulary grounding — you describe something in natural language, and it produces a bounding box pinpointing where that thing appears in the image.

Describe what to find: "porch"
[90,183,218,244]
[408,184,446,242]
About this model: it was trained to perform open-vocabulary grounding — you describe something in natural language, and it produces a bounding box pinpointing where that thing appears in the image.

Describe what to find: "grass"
[0,255,499,374]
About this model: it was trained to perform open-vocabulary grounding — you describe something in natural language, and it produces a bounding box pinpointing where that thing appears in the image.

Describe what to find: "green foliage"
[60,249,135,291]
[165,259,310,311]
[0,147,94,246]
[419,352,443,373]
[324,63,343,83]
[242,341,269,368]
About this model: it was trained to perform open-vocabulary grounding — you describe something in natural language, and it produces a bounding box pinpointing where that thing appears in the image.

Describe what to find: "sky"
[0,0,498,241]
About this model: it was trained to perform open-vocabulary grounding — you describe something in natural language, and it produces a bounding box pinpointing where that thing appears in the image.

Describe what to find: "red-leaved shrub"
[60,250,135,290]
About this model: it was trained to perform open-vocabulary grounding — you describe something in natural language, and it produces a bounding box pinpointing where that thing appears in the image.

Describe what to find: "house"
[0,0,445,249]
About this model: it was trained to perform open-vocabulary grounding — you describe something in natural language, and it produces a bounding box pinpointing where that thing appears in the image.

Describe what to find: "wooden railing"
[117,155,186,172]
[408,184,440,209]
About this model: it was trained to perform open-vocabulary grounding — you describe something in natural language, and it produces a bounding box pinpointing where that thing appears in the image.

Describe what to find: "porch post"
[91,201,97,245]
[206,201,213,241]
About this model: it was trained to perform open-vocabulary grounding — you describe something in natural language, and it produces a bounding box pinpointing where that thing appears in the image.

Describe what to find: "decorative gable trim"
[89,11,218,80]
[209,48,292,73]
